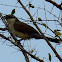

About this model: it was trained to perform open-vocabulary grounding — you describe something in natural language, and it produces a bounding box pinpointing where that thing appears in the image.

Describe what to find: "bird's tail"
[31,34,60,43]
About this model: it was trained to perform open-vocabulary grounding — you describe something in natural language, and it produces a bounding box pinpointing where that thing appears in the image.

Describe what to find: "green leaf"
[42,23,47,27]
[54,29,62,36]
[55,32,62,36]
[30,49,34,53]
[48,53,51,61]
[30,49,35,53]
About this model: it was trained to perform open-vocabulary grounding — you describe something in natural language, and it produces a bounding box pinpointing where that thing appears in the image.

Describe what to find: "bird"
[5,15,60,43]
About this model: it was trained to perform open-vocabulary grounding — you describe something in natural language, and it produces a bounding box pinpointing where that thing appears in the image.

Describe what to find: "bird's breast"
[8,23,30,39]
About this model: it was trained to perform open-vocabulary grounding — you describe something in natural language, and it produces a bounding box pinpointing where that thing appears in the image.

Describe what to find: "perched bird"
[5,15,60,43]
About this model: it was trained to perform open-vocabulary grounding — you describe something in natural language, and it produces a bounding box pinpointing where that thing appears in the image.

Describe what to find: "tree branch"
[46,0,62,10]
[0,34,44,62]
[17,0,62,61]
[0,13,30,62]
[0,28,8,31]
[0,13,44,62]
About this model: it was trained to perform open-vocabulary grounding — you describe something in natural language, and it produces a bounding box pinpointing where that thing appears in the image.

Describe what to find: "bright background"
[0,0,62,62]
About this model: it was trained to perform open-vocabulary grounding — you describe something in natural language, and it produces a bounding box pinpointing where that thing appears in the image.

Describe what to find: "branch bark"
[0,34,44,62]
[0,28,8,31]
[0,14,30,62]
[0,13,44,62]
[17,0,62,61]
[46,0,62,10]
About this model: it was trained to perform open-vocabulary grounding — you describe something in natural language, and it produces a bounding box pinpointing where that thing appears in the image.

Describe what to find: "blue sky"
[0,0,62,62]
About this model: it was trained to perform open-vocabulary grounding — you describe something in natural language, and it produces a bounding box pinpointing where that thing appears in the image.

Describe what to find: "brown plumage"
[5,15,60,43]
[14,21,39,35]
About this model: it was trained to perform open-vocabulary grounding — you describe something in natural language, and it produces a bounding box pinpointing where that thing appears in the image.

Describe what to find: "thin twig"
[0,28,8,31]
[0,34,44,62]
[17,0,62,61]
[46,0,62,10]
[0,13,30,62]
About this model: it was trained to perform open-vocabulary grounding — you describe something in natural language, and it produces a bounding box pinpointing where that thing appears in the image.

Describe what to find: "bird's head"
[5,15,15,19]
[5,15,19,23]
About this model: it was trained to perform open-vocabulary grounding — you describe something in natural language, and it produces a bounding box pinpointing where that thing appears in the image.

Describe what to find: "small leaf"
[55,32,62,36]
[56,29,61,31]
[54,29,61,32]
[29,4,34,8]
[48,53,51,61]
[31,5,34,8]
[30,49,34,53]
[29,4,32,7]
[30,49,35,53]
[54,29,57,32]
[42,23,47,27]
[38,17,42,21]
[54,29,62,37]
[11,9,15,15]
[55,32,62,37]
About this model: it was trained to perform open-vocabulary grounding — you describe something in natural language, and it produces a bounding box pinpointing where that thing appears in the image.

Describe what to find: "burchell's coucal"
[5,15,60,43]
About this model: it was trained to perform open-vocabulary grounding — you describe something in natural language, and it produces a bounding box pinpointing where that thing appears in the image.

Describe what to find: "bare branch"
[0,13,30,62]
[0,13,44,62]
[0,28,8,31]
[17,0,62,61]
[46,0,62,10]
[0,33,44,62]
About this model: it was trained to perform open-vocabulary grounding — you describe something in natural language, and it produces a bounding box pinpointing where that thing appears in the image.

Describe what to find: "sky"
[0,0,62,62]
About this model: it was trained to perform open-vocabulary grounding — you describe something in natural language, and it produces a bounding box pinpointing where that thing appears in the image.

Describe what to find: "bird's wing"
[14,21,60,43]
[14,21,39,35]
